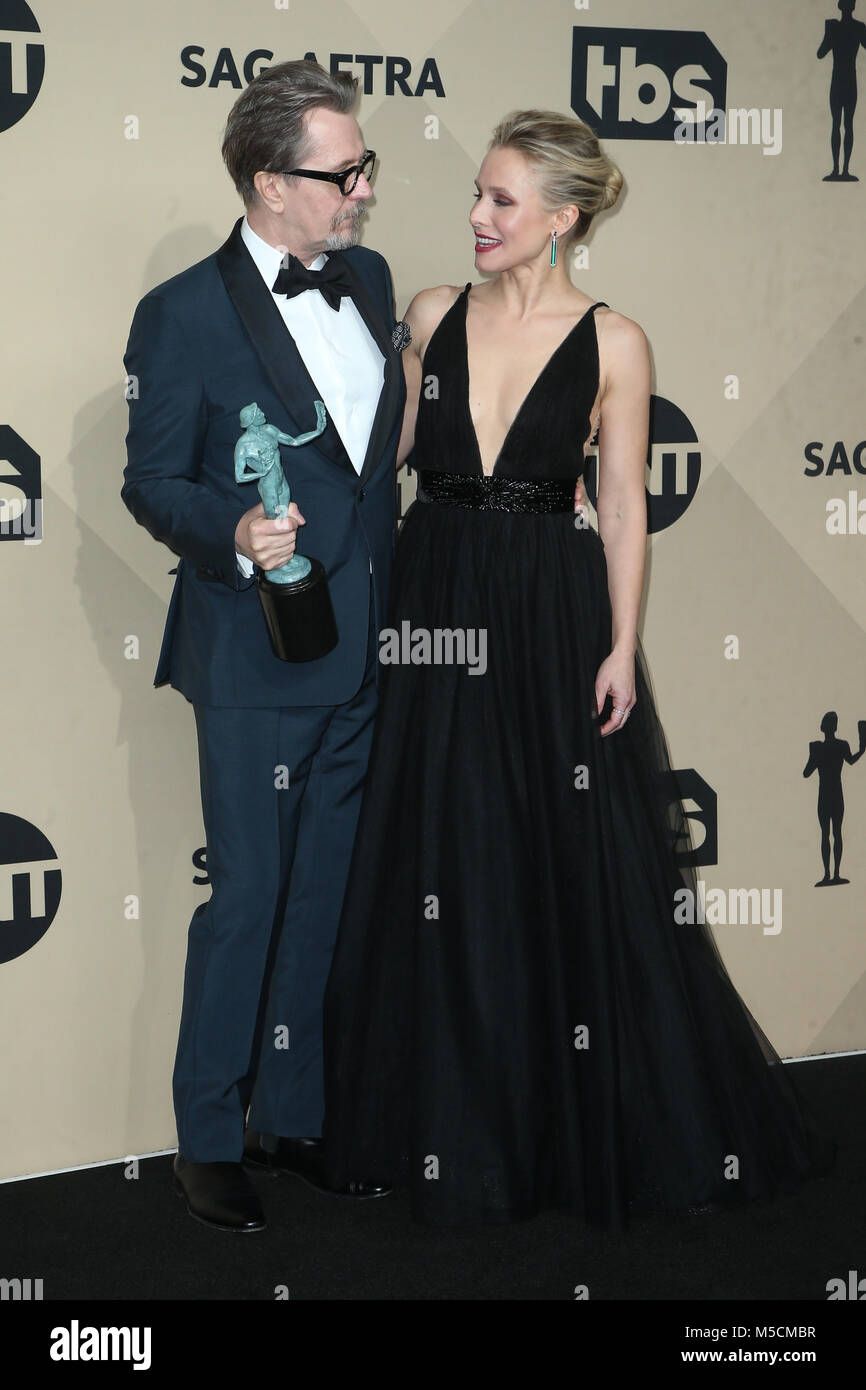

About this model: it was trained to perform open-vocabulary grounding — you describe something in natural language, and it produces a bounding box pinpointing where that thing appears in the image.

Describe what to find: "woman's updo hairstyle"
[487,109,623,245]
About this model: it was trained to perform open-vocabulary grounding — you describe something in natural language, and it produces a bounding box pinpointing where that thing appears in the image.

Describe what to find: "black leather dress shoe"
[243,1129,391,1199]
[172,1155,266,1232]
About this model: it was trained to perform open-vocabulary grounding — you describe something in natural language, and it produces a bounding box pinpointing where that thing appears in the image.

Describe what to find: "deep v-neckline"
[462,285,603,478]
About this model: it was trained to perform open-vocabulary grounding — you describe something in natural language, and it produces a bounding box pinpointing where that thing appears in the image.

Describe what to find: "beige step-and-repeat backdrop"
[1,0,864,1179]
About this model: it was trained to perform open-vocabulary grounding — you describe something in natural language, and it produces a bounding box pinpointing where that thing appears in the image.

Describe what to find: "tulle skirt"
[322,499,835,1228]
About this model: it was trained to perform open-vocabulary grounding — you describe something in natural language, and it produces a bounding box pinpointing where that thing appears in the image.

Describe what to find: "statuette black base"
[256,559,338,663]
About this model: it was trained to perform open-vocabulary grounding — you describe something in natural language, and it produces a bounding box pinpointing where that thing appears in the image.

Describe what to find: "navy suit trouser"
[172,585,378,1161]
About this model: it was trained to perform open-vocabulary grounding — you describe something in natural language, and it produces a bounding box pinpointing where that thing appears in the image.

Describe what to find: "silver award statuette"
[234,401,338,662]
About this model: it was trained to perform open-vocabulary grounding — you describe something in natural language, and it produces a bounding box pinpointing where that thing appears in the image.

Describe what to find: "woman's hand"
[595,647,636,736]
[573,475,587,521]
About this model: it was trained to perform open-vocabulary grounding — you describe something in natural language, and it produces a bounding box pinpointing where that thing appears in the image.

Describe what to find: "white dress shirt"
[235,214,385,576]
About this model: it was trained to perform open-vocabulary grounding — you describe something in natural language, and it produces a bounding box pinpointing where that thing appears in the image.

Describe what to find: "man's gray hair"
[222,59,359,205]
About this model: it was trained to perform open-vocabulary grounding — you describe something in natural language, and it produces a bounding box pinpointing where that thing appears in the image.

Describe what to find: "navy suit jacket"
[122,217,405,707]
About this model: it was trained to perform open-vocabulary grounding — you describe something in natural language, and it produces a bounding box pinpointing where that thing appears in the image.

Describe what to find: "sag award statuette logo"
[234,401,338,663]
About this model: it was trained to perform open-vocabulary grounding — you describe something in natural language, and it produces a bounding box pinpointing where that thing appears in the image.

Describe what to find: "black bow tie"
[272,253,354,311]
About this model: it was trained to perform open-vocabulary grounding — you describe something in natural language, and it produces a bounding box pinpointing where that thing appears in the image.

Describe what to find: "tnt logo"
[0,1,45,134]
[0,425,42,543]
[583,395,701,533]
[571,27,726,141]
[0,814,61,963]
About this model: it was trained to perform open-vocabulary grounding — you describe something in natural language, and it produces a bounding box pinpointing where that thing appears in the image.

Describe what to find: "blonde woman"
[323,111,835,1228]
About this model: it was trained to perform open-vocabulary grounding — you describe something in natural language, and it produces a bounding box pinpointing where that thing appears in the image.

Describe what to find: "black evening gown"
[322,283,836,1229]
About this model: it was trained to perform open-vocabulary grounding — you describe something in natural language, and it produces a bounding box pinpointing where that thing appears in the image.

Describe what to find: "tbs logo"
[571,27,726,140]
[665,770,717,869]
[0,426,42,543]
[583,395,701,534]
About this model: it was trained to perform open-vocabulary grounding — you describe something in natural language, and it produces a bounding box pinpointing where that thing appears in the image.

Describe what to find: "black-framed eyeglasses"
[281,150,376,196]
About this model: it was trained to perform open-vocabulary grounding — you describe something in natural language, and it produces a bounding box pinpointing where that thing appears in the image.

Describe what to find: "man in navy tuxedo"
[122,60,405,1231]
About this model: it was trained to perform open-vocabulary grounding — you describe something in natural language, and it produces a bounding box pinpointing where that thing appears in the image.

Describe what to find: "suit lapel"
[215,219,401,487]
[216,218,354,476]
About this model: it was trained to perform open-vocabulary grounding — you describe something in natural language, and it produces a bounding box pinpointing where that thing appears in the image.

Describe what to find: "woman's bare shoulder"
[595,304,650,373]
[594,303,647,344]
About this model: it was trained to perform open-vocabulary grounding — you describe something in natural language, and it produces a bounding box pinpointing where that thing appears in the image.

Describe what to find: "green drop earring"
[550,230,557,267]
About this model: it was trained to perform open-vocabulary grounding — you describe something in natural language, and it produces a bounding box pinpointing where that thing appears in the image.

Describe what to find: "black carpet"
[4,1055,863,1306]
